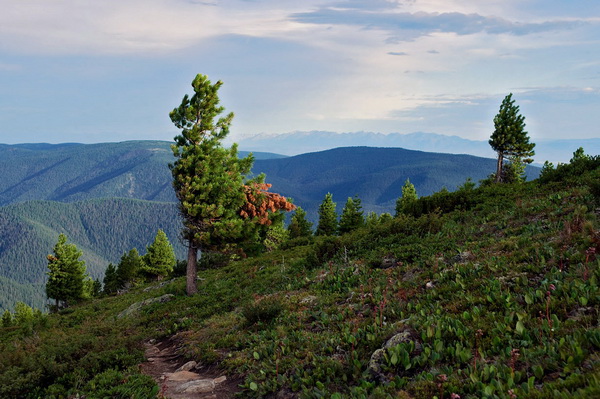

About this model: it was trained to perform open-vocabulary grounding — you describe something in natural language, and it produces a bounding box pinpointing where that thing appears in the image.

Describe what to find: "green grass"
[0,158,598,399]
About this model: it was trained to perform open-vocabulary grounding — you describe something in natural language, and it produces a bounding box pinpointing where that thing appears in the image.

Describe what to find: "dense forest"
[0,198,184,311]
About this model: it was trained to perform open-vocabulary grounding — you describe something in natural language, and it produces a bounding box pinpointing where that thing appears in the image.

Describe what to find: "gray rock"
[367,326,422,382]
[117,294,175,319]
[176,361,197,372]
[177,379,215,394]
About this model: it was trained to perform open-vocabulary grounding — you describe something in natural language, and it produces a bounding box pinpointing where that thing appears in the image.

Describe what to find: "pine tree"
[141,229,177,280]
[14,302,34,325]
[2,309,12,327]
[489,93,535,183]
[264,219,289,252]
[316,193,338,236]
[170,74,255,295]
[116,248,142,289]
[288,207,313,239]
[46,234,87,309]
[339,196,364,234]
[395,179,418,216]
[103,263,119,294]
[170,74,293,295]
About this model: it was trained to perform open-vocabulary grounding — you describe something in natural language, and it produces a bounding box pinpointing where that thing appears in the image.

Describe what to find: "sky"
[0,0,599,145]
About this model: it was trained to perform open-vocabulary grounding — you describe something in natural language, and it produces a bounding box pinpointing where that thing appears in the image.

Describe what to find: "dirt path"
[140,339,239,399]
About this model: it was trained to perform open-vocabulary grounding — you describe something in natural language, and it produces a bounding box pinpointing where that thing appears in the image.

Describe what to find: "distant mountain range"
[0,141,541,311]
[236,131,599,164]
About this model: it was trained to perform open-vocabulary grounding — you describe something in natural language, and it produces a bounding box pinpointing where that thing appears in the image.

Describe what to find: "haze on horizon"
[0,0,599,145]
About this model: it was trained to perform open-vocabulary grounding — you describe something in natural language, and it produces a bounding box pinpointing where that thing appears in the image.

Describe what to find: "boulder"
[367,326,422,382]
[117,294,175,319]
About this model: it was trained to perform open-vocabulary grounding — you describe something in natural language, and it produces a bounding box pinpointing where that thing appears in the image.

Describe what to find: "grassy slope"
[0,161,597,399]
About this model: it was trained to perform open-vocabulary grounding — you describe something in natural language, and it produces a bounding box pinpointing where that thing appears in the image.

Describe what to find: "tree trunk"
[495,153,504,183]
[186,243,198,295]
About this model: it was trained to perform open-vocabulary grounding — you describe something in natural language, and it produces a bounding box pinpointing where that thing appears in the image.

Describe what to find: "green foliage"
[288,207,313,239]
[116,248,142,289]
[264,219,289,252]
[13,302,34,325]
[396,178,418,216]
[489,93,535,182]
[170,74,254,255]
[1,309,12,327]
[102,263,119,294]
[339,196,364,234]
[46,234,87,309]
[316,193,338,236]
[0,198,184,311]
[141,229,176,280]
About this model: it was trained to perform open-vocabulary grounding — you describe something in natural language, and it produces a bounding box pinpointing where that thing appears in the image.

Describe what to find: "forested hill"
[253,146,540,216]
[0,141,283,206]
[1,142,540,216]
[0,198,184,311]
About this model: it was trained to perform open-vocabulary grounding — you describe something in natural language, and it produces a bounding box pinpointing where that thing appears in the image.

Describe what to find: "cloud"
[0,0,319,55]
[388,51,408,56]
[291,8,589,42]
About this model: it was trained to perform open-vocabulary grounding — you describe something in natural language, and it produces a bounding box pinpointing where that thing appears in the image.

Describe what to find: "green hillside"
[0,198,184,311]
[253,146,540,217]
[0,142,538,218]
[0,153,597,398]
[0,141,283,206]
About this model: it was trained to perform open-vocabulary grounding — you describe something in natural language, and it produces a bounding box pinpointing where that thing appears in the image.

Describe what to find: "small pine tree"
[264,219,289,252]
[14,302,34,325]
[103,263,119,294]
[141,230,177,280]
[379,213,393,224]
[116,249,142,289]
[395,179,418,216]
[46,234,87,309]
[339,196,364,234]
[365,211,379,228]
[489,93,535,183]
[288,207,313,239]
[316,193,338,236]
[2,309,13,327]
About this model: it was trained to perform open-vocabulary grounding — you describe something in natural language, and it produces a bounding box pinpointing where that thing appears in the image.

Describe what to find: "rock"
[143,278,177,292]
[177,379,215,394]
[117,294,175,319]
[449,252,472,265]
[300,295,318,305]
[214,375,227,384]
[379,254,398,269]
[367,326,422,382]
[175,361,197,372]
[166,371,201,382]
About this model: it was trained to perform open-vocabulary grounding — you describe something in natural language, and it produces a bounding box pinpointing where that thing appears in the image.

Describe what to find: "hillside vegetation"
[0,152,597,398]
[0,198,184,311]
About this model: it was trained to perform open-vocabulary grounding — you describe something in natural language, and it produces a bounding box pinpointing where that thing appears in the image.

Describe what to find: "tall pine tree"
[489,93,535,183]
[170,74,254,295]
[46,234,87,310]
[316,193,338,236]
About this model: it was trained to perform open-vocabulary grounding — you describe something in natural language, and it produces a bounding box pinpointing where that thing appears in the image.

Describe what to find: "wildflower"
[450,394,461,399]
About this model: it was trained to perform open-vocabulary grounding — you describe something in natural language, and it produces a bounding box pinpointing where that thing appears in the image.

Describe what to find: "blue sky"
[0,0,599,145]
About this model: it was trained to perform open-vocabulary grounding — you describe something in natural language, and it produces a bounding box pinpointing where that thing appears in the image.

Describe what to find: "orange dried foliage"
[240,183,296,225]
